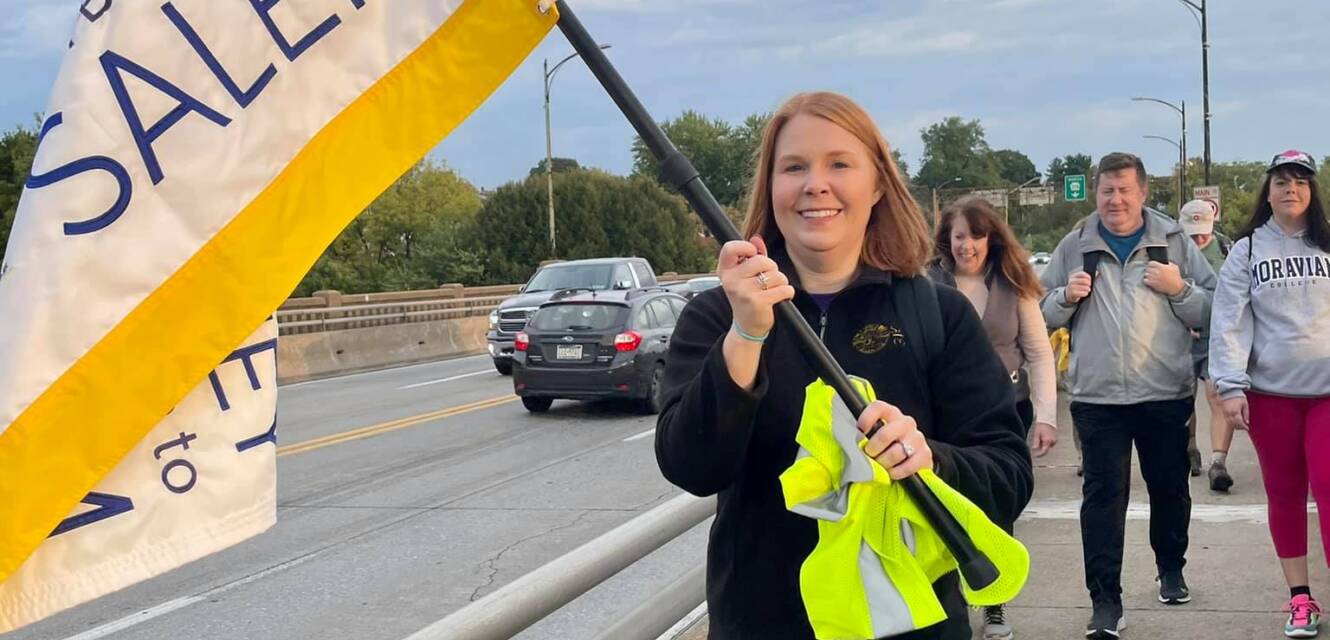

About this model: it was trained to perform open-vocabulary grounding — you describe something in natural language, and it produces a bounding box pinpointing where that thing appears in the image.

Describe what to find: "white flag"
[0,0,555,631]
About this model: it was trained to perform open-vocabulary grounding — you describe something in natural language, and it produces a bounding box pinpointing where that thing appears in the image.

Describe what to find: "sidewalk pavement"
[680,391,1321,639]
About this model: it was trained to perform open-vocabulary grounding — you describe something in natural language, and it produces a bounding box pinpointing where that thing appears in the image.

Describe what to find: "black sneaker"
[1158,570,1191,604]
[1086,601,1125,638]
[1209,461,1234,492]
[1188,447,1202,477]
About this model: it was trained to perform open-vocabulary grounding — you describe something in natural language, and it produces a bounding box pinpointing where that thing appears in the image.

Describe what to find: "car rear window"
[524,265,614,293]
[529,304,628,331]
[688,277,720,292]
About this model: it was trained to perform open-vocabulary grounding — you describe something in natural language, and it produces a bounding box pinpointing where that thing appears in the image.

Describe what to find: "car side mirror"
[614,280,632,290]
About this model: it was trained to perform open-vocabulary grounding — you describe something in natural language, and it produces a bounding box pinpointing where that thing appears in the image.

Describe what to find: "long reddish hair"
[741,92,932,276]
[934,196,1044,300]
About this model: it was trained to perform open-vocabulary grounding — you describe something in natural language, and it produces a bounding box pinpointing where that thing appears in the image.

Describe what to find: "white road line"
[623,428,656,443]
[1022,499,1307,524]
[279,354,489,389]
[60,551,321,640]
[59,596,204,640]
[397,370,492,390]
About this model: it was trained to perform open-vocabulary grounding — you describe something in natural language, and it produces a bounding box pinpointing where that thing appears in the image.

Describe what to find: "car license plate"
[556,344,583,360]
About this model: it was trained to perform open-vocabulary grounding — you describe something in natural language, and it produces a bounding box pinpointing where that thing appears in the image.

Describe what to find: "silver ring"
[756,272,770,290]
[898,441,915,459]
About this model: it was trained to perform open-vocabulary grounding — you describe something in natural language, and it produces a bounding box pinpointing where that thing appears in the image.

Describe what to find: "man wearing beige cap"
[1180,198,1236,492]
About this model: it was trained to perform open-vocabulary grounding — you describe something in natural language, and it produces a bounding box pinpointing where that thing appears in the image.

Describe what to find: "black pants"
[1071,398,1194,604]
[995,398,1036,535]
[1016,397,1034,438]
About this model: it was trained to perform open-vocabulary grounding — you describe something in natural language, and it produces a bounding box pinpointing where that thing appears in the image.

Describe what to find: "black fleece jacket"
[654,248,1033,640]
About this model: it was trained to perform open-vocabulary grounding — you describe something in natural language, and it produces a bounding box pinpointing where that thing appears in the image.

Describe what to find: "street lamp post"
[929,177,961,228]
[1143,135,1184,213]
[1132,96,1187,198]
[1005,174,1042,226]
[1175,0,1210,183]
[543,43,610,258]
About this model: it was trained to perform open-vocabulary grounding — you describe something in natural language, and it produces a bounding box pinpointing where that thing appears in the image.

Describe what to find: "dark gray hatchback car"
[511,288,688,414]
[487,257,657,375]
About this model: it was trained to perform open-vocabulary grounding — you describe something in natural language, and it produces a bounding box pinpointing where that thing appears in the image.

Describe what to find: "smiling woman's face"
[770,114,883,258]
[1269,171,1313,220]
[949,214,989,276]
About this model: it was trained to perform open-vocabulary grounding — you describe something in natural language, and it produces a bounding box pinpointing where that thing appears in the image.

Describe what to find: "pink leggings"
[1247,391,1330,560]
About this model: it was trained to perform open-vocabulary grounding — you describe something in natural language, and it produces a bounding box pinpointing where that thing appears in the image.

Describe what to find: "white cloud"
[575,0,756,13]
[990,0,1054,9]
[0,0,72,59]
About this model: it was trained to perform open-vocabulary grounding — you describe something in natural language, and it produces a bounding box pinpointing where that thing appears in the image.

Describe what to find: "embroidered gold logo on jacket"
[852,324,905,354]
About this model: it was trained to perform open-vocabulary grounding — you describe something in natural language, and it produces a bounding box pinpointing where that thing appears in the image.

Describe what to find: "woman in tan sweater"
[928,195,1057,640]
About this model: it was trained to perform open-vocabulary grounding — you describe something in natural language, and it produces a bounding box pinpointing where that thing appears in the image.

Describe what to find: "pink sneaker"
[1283,594,1322,638]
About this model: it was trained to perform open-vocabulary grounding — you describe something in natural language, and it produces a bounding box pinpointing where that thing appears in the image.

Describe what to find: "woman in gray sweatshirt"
[1209,149,1330,638]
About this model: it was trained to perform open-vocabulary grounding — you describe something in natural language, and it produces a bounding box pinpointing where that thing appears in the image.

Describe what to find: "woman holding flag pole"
[654,91,1033,639]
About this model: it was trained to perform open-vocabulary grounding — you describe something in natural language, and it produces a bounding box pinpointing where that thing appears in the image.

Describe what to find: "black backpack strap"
[1146,245,1170,264]
[891,275,945,375]
[1069,223,1100,330]
[1082,251,1101,284]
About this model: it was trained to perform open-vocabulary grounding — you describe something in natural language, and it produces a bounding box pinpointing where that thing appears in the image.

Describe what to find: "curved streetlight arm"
[928,176,962,190]
[1174,0,1203,31]
[1006,174,1042,195]
[1143,134,1182,151]
[546,44,612,91]
[1131,96,1183,117]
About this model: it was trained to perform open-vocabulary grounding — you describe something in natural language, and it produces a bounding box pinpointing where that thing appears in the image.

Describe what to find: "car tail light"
[515,332,530,352]
[614,330,642,352]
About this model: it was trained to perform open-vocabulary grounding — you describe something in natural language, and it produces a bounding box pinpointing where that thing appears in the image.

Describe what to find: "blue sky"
[3,0,1327,189]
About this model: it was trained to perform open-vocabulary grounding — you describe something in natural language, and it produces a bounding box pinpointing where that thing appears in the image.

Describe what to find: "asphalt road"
[10,354,707,640]
[12,332,1312,640]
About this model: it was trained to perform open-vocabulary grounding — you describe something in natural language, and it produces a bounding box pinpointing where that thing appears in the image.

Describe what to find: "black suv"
[511,287,687,414]
[487,257,657,375]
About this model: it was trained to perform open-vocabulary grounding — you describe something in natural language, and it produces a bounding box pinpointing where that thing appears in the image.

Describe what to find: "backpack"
[1071,225,1171,328]
[891,275,946,375]
[1081,244,1170,287]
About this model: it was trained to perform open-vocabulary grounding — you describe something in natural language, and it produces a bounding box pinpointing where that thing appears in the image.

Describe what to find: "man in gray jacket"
[1040,153,1218,640]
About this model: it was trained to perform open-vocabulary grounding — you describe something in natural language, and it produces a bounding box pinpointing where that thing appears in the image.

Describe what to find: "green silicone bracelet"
[732,322,768,343]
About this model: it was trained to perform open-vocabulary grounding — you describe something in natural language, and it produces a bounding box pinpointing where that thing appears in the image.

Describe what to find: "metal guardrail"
[275,275,713,336]
[401,493,714,640]
[275,295,510,335]
[589,564,705,640]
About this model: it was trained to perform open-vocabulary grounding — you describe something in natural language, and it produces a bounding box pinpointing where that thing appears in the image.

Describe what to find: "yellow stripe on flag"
[0,0,557,582]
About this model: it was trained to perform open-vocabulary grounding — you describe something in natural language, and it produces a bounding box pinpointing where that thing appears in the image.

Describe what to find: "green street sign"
[1064,174,1087,202]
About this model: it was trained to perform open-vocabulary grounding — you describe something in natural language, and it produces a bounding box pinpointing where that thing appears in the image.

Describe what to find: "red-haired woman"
[655,92,1032,639]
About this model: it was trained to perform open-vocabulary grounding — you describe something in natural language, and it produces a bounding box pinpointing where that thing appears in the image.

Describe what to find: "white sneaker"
[983,604,1013,640]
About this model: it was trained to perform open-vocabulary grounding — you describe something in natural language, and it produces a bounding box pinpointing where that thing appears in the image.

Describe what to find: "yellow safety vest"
[779,378,1030,640]
[1049,328,1071,374]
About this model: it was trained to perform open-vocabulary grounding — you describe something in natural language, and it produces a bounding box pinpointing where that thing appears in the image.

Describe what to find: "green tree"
[470,169,714,284]
[631,110,771,208]
[0,123,38,268]
[529,157,581,177]
[915,117,1003,189]
[990,149,1038,185]
[295,159,483,295]
[892,149,909,181]
[1044,153,1094,192]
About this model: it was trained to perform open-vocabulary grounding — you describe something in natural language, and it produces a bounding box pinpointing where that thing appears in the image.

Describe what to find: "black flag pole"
[550,1,999,590]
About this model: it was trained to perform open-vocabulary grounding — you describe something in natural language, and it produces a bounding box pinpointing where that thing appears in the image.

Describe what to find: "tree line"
[1,115,1326,295]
